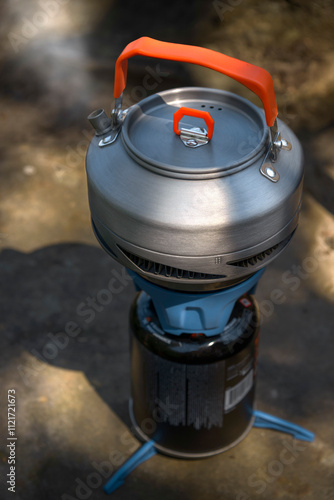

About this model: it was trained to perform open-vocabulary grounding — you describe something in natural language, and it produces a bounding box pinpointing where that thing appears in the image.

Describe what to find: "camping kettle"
[86,37,303,292]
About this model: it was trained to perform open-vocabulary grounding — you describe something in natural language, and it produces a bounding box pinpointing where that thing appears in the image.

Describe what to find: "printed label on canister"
[144,353,226,430]
[224,369,253,411]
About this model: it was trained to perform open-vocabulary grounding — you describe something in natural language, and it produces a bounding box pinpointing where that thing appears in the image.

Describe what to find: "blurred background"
[0,1,333,499]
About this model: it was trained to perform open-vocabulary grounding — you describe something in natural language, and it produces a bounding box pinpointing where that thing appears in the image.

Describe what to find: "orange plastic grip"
[114,37,278,127]
[173,107,215,140]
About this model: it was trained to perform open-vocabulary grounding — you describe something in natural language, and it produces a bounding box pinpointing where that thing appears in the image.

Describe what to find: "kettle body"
[86,38,303,291]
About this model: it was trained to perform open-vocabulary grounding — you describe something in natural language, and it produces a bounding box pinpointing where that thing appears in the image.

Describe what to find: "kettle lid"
[122,87,268,179]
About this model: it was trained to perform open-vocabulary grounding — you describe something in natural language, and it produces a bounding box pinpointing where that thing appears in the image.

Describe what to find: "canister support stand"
[103,440,157,494]
[253,410,315,441]
[103,415,314,495]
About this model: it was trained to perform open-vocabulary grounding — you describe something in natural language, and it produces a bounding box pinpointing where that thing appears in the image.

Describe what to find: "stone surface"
[0,1,333,499]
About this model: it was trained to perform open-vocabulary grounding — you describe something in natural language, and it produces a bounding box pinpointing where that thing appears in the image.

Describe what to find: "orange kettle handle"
[114,37,278,127]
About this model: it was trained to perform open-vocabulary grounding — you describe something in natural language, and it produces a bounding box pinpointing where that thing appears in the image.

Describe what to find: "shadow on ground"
[0,241,333,499]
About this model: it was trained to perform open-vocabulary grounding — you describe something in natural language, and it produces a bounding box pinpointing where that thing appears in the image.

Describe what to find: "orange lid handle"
[173,107,215,140]
[114,37,278,127]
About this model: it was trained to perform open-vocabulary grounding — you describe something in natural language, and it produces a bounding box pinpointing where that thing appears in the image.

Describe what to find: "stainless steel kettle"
[86,37,303,291]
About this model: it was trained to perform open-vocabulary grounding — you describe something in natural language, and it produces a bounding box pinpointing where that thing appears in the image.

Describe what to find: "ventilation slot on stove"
[227,233,294,268]
[227,245,279,268]
[118,247,226,280]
